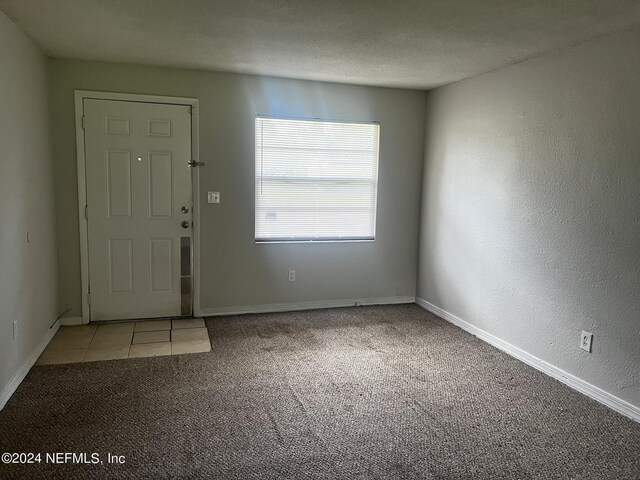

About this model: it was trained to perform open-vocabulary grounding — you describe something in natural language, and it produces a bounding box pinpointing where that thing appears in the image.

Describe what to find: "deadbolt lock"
[181,206,190,214]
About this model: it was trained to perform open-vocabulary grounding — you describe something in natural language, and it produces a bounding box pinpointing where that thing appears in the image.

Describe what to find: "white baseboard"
[60,316,83,326]
[201,296,416,317]
[0,320,60,411]
[415,298,640,423]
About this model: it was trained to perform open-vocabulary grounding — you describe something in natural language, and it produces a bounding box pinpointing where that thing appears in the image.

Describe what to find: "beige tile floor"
[37,318,211,365]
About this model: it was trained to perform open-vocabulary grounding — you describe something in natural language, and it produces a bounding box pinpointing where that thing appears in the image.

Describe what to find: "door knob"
[181,221,190,229]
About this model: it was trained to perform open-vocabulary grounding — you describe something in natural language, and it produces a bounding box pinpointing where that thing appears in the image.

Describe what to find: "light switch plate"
[207,192,220,204]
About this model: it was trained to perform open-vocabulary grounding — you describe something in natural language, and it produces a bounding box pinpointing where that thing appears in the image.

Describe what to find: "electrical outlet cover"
[580,331,593,353]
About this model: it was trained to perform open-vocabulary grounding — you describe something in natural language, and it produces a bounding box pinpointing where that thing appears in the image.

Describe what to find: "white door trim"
[74,90,201,324]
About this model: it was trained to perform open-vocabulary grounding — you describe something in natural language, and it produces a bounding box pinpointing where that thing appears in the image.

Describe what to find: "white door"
[84,99,193,321]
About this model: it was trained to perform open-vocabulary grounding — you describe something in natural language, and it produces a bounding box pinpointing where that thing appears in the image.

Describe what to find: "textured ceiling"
[2,0,640,89]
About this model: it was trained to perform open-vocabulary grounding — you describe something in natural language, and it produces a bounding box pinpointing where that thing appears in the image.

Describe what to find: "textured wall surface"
[0,12,58,401]
[418,27,640,408]
[48,60,426,315]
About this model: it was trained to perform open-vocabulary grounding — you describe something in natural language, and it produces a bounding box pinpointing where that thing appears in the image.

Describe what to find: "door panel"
[149,152,173,218]
[84,99,192,321]
[105,116,130,135]
[106,150,132,218]
[150,238,174,292]
[109,239,133,293]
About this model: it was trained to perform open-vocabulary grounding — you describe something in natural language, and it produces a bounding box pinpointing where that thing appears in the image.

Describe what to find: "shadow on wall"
[420,74,640,392]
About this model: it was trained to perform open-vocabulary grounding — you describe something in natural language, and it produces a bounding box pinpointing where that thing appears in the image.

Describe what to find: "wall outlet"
[13,320,18,339]
[580,331,593,353]
[288,270,296,282]
[207,191,220,204]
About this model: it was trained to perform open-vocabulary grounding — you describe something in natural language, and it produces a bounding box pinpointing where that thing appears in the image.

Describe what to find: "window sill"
[255,238,375,244]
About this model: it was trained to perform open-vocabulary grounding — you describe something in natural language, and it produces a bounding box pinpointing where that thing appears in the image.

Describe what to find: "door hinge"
[87,293,91,305]
[81,115,86,130]
[84,205,88,220]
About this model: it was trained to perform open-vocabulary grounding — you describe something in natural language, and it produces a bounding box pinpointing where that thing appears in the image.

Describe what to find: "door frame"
[74,90,201,324]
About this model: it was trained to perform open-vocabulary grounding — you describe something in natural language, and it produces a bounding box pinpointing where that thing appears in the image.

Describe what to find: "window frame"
[254,115,380,244]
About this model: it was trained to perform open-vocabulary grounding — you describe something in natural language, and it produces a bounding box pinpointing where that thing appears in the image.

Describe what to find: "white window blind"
[255,117,380,242]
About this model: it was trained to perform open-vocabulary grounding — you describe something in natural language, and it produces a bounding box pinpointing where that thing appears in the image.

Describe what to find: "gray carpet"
[0,304,638,479]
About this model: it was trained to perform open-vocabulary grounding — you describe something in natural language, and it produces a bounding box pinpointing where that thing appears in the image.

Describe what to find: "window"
[255,117,380,242]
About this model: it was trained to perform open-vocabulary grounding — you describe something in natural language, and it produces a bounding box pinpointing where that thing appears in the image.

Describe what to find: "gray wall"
[0,12,58,405]
[48,60,426,315]
[418,27,640,408]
